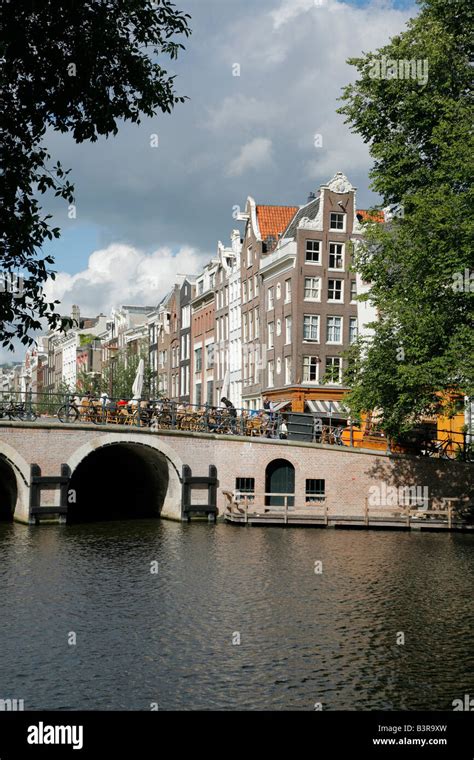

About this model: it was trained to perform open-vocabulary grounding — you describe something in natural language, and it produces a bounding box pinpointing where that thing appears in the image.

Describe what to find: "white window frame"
[326,316,343,345]
[285,356,292,385]
[303,314,320,342]
[329,212,346,232]
[325,356,342,384]
[349,316,358,344]
[327,279,344,303]
[328,242,345,270]
[268,360,274,388]
[267,287,274,311]
[268,322,274,349]
[304,276,321,301]
[303,355,319,383]
[305,240,321,264]
[350,280,357,302]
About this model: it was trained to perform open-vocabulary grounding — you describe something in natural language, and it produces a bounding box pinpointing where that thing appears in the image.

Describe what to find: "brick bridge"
[0,420,471,525]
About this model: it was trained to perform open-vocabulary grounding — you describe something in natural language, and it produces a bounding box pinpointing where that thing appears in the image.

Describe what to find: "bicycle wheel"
[57,404,79,423]
[441,442,458,460]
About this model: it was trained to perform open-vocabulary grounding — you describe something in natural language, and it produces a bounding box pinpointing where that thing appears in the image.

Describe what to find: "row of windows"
[194,344,215,373]
[266,355,343,387]
[305,239,348,267]
[266,315,357,347]
[242,274,260,304]
[267,280,292,310]
[242,308,260,343]
[194,380,213,406]
[235,477,326,502]
[304,277,356,302]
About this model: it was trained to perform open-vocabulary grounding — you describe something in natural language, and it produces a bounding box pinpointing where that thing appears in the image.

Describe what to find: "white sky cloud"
[44,244,209,317]
[226,138,274,177]
[5,0,415,361]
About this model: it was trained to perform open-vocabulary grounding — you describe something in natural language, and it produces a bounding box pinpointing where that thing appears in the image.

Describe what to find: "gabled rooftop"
[256,205,299,242]
[282,197,320,240]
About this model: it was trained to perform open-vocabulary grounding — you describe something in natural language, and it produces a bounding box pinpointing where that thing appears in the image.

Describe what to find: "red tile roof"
[356,209,384,223]
[256,205,299,240]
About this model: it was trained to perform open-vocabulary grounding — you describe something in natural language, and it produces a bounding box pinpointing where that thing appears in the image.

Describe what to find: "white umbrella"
[131,358,145,400]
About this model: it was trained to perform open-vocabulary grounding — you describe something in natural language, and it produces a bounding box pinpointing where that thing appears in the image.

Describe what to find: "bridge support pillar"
[29,464,71,525]
[181,465,218,522]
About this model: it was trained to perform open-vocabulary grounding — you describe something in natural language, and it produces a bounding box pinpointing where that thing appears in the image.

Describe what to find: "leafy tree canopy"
[0,0,191,350]
[338,0,473,436]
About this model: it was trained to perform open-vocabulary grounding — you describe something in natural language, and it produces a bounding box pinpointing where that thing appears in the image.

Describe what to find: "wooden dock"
[223,493,474,532]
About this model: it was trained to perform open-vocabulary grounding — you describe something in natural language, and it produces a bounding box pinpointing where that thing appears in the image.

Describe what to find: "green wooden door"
[265,459,295,507]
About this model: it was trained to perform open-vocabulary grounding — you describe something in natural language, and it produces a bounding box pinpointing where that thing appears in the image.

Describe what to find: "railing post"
[448,504,452,530]
[364,496,369,526]
[244,495,248,525]
[284,495,288,524]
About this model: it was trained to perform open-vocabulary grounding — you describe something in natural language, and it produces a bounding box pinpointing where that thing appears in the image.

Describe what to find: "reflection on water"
[0,520,472,710]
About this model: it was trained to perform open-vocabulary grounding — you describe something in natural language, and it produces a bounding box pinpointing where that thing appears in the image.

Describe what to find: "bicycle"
[57,396,102,424]
[423,437,462,460]
[0,400,37,421]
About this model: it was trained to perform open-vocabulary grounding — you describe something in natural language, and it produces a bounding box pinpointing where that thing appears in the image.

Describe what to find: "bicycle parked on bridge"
[421,436,463,460]
[57,395,103,424]
[0,400,37,422]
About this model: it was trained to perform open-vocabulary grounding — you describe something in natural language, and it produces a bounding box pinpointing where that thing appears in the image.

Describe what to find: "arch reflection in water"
[67,443,169,523]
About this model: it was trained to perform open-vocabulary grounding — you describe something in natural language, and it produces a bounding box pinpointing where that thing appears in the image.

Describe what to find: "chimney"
[71,305,80,327]
[307,191,316,204]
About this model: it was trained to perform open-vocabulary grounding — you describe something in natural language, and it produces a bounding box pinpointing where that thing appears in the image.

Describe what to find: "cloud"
[205,95,282,132]
[39,0,412,259]
[271,0,317,30]
[226,138,274,177]
[5,0,415,364]
[44,243,209,317]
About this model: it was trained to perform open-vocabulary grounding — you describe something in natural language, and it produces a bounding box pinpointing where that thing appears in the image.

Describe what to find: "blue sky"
[4,0,419,362]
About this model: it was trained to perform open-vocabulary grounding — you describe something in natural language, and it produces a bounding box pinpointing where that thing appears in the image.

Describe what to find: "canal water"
[0,520,472,711]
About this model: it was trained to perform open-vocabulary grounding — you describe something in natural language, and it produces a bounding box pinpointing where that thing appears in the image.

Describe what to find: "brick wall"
[0,421,472,523]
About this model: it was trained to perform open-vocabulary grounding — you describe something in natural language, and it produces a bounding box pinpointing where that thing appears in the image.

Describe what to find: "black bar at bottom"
[0,710,472,758]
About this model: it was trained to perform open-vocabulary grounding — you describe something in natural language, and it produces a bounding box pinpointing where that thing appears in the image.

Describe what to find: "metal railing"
[0,390,472,459]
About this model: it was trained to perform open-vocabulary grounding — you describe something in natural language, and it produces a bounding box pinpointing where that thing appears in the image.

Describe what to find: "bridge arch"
[0,441,30,522]
[66,433,183,522]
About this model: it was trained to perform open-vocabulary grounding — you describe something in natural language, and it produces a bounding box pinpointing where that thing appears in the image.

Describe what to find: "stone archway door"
[265,459,295,508]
